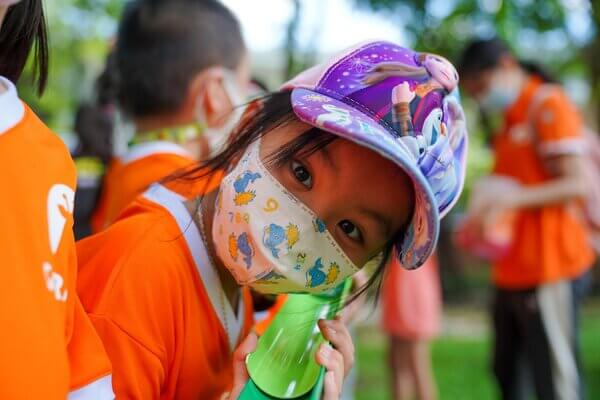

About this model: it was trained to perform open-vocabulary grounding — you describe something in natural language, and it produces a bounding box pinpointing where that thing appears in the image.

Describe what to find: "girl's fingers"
[318,318,355,375]
[228,332,258,399]
[322,370,340,400]
[315,343,344,398]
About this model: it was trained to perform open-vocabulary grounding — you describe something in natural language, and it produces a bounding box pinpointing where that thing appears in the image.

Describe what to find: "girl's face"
[260,120,414,267]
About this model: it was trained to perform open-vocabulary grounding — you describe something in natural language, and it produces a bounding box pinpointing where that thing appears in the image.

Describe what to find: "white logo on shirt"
[47,184,75,253]
[43,184,74,302]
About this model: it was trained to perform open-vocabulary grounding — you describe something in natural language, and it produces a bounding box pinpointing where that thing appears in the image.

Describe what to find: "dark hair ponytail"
[458,37,556,83]
[0,0,49,95]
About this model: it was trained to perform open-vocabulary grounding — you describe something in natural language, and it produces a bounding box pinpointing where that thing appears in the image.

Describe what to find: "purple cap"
[281,41,468,269]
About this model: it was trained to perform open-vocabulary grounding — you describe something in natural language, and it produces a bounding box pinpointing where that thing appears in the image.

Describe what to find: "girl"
[76,41,468,399]
[0,0,112,398]
[382,255,441,400]
[459,38,594,400]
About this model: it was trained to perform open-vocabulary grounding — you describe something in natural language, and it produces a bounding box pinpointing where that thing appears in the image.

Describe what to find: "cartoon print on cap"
[233,171,262,206]
[315,104,352,128]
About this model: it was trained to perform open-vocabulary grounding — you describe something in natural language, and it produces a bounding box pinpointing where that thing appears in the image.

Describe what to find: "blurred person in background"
[91,0,250,232]
[0,0,112,397]
[382,255,441,400]
[72,103,114,239]
[74,54,117,239]
[459,37,595,400]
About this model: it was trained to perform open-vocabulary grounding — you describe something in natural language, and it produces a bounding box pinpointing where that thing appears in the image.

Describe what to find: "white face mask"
[478,69,522,113]
[211,140,359,294]
[197,70,245,157]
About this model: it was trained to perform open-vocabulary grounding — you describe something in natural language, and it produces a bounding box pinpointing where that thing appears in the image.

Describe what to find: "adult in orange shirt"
[0,1,112,398]
[76,41,469,399]
[91,0,250,232]
[460,38,595,400]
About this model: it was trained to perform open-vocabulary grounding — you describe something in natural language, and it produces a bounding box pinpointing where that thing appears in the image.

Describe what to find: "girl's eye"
[291,160,312,188]
[338,220,363,242]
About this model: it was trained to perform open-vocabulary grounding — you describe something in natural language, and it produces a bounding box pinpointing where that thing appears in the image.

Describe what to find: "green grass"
[354,305,600,400]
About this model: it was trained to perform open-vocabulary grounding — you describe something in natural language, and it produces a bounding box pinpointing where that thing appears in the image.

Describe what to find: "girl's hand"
[222,333,258,400]
[317,317,355,399]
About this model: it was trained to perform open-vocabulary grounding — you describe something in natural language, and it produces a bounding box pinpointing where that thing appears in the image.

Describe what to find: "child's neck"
[134,114,195,135]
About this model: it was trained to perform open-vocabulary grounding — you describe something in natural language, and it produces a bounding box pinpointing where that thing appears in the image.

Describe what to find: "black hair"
[115,0,246,118]
[73,104,114,164]
[96,51,118,108]
[0,0,49,95]
[458,37,557,83]
[168,90,404,305]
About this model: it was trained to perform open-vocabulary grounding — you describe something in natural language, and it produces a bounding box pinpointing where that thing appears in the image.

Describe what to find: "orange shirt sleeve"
[82,232,186,399]
[534,90,585,155]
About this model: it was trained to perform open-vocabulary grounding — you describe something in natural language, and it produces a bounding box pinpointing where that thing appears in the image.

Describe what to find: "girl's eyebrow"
[318,146,338,172]
[358,206,391,237]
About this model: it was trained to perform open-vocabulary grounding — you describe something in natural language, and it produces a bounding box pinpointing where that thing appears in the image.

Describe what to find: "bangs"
[267,127,338,169]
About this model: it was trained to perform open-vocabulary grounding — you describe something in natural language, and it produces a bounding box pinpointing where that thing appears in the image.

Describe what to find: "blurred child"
[459,38,595,400]
[76,41,467,399]
[72,103,114,239]
[91,0,249,231]
[382,255,441,400]
[0,1,112,397]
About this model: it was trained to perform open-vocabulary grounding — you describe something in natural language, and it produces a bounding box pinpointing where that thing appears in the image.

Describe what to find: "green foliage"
[18,0,124,132]
[355,303,600,399]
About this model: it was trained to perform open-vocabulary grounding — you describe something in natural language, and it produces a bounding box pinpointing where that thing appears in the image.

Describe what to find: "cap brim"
[290,87,439,269]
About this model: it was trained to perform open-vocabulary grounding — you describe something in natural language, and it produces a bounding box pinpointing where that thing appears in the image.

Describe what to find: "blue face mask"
[479,86,519,113]
[478,70,522,113]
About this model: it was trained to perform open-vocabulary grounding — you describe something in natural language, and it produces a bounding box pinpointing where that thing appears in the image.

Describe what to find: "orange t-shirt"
[0,77,111,399]
[492,76,595,288]
[91,141,196,232]
[77,181,254,399]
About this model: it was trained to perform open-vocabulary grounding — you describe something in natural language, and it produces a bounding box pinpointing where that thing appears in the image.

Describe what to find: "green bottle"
[239,279,352,399]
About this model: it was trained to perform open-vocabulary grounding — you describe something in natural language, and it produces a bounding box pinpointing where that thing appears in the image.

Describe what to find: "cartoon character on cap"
[364,52,458,94]
[364,52,456,159]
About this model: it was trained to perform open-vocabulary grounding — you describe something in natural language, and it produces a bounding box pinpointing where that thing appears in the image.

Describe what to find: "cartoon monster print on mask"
[306,258,342,288]
[313,218,326,233]
[233,171,262,206]
[326,262,340,285]
[295,252,307,270]
[306,258,327,288]
[228,232,254,268]
[263,223,300,258]
[254,270,286,284]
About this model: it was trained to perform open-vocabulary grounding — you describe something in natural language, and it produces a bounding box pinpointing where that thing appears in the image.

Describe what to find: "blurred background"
[19,0,600,398]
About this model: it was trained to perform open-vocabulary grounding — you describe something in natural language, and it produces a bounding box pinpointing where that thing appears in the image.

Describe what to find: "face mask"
[478,69,521,113]
[211,140,359,294]
[197,70,245,157]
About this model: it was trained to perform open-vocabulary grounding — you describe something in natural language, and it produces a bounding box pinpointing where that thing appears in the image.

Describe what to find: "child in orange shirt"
[0,1,111,398]
[91,0,250,231]
[460,38,595,400]
[77,41,468,399]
